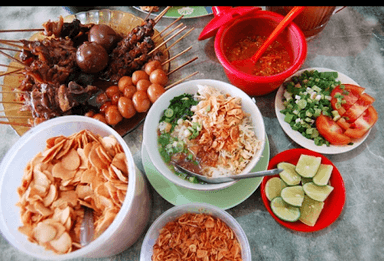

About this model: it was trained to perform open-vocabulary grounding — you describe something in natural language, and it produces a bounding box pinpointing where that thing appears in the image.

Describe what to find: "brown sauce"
[171,152,203,175]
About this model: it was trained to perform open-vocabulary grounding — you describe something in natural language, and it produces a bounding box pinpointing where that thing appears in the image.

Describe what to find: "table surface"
[0,6,383,261]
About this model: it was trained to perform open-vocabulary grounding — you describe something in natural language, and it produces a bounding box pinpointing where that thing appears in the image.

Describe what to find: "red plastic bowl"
[214,10,307,96]
[260,148,346,232]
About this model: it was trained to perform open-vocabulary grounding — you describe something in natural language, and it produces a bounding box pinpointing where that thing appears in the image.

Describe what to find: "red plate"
[260,148,346,232]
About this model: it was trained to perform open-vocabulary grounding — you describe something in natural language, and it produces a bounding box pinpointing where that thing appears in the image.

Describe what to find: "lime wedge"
[271,197,300,222]
[278,162,301,185]
[265,177,287,201]
[313,164,333,186]
[299,195,325,226]
[281,186,305,207]
[303,182,334,202]
[295,155,322,178]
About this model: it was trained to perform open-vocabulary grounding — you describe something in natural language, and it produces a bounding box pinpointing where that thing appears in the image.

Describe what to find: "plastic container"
[214,10,307,96]
[143,79,266,191]
[0,116,151,260]
[140,202,251,261]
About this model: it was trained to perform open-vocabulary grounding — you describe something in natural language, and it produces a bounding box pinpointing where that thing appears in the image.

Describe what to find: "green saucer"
[141,136,270,210]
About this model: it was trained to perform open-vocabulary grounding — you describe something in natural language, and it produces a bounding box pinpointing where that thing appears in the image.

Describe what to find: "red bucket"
[214,10,307,96]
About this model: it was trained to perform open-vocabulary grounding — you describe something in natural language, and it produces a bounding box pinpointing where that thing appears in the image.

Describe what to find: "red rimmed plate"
[260,148,346,232]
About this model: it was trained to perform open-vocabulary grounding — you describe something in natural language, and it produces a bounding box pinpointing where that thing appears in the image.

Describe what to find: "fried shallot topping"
[190,85,261,177]
[152,213,243,261]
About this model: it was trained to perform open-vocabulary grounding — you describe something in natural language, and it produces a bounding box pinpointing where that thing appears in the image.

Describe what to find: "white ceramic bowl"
[0,116,151,260]
[140,202,252,261]
[143,79,266,191]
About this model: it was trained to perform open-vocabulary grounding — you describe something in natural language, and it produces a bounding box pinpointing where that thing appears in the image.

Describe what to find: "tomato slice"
[344,106,378,139]
[336,117,350,130]
[330,84,365,116]
[343,93,375,123]
[316,114,351,145]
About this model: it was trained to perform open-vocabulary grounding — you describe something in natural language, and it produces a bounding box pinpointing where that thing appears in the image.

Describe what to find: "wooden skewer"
[0,50,25,66]
[0,108,22,113]
[0,83,21,88]
[0,68,24,77]
[0,28,43,33]
[165,71,199,90]
[158,23,184,41]
[0,109,16,113]
[0,101,25,105]
[154,6,171,24]
[0,47,22,52]
[153,15,184,40]
[0,63,23,69]
[148,25,187,55]
[0,90,29,94]
[162,46,192,66]
[0,121,31,127]
[0,39,28,50]
[143,6,154,21]
[167,57,198,76]
[164,27,194,52]
[0,115,31,119]
[0,39,22,43]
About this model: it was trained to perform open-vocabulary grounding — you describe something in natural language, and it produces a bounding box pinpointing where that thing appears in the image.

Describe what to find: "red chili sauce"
[225,35,291,76]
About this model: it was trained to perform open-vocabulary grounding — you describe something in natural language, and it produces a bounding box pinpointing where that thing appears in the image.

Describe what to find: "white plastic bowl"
[143,79,266,191]
[140,202,251,261]
[0,116,151,260]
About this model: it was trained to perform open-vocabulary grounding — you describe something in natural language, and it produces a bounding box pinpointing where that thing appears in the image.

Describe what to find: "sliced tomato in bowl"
[344,106,378,139]
[328,83,378,142]
[336,117,350,130]
[342,93,375,123]
[316,114,351,145]
[330,84,365,116]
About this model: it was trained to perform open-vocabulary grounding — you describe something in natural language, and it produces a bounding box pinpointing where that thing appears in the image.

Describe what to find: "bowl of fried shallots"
[141,202,251,261]
[0,116,151,260]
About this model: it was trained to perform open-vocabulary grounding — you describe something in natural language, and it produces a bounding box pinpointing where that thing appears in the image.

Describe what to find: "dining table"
[0,6,383,261]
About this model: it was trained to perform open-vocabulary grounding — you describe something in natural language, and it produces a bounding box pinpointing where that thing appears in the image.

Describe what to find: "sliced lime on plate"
[278,162,301,185]
[303,182,334,202]
[295,154,321,178]
[281,186,305,207]
[270,197,301,222]
[313,164,333,186]
[262,148,346,232]
[299,195,325,226]
[265,177,286,201]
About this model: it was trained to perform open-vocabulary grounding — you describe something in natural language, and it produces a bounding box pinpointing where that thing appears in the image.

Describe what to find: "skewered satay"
[101,18,164,82]
[42,16,93,45]
[19,81,99,120]
[0,8,197,129]
[20,38,77,84]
